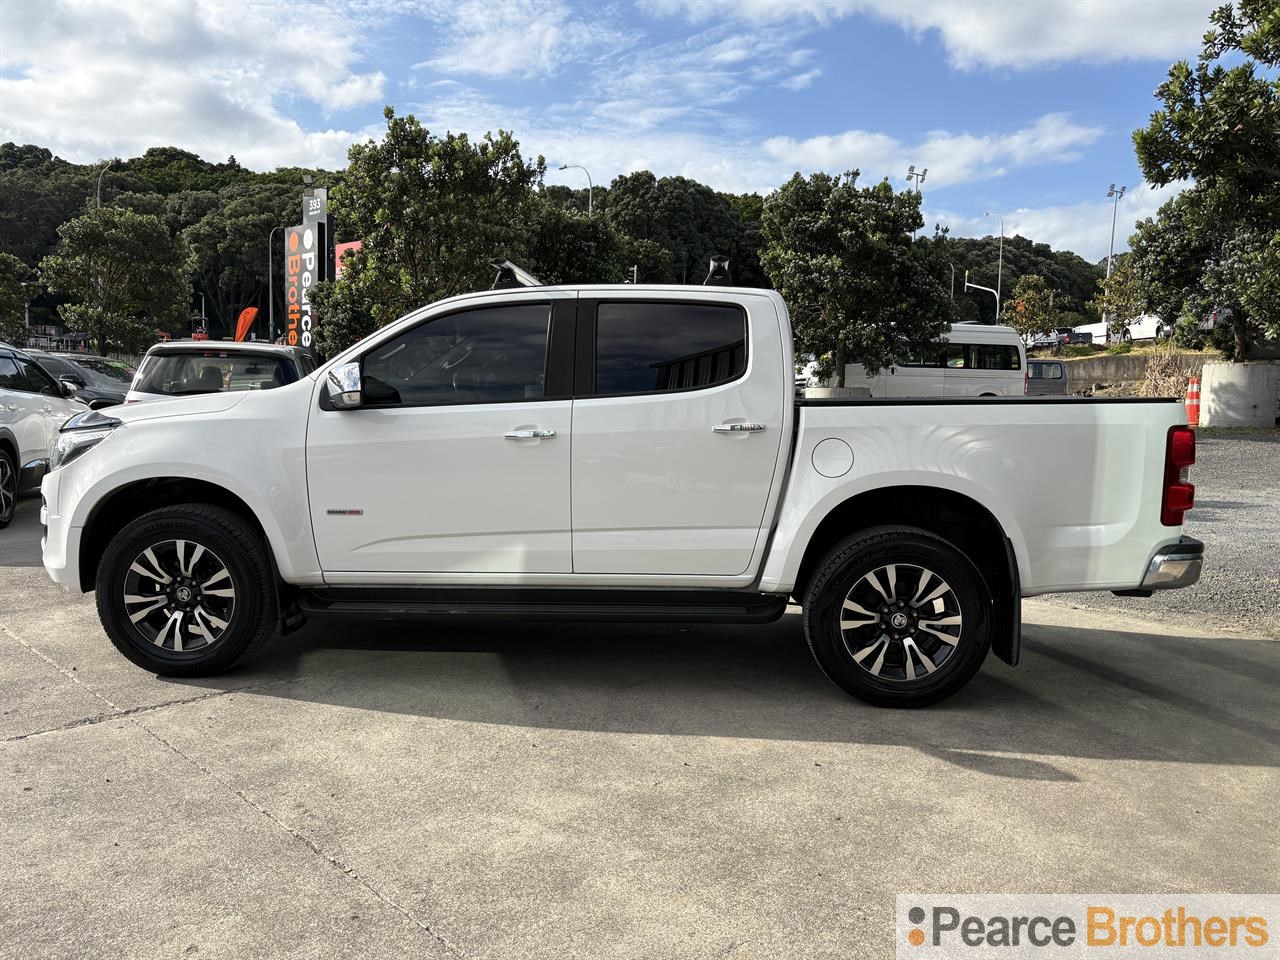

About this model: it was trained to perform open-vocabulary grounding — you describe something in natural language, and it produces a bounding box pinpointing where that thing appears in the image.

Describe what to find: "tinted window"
[899,344,945,368]
[133,352,298,396]
[362,302,550,406]
[15,358,61,396]
[1030,362,1063,380]
[594,302,746,395]
[944,344,967,369]
[971,344,1021,371]
[68,356,135,384]
[0,358,22,390]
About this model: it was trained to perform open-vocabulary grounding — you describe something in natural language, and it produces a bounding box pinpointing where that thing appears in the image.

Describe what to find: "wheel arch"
[790,484,1022,666]
[78,477,269,593]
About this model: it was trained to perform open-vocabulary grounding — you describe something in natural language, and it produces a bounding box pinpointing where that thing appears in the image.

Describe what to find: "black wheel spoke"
[838,562,963,683]
[121,538,235,654]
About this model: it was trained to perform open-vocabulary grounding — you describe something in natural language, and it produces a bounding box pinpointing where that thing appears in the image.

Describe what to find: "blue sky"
[1,0,1221,259]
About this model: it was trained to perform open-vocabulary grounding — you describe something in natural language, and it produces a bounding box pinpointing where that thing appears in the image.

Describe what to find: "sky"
[0,0,1221,260]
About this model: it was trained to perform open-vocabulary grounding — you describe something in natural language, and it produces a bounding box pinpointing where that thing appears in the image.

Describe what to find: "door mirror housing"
[58,377,80,399]
[325,362,362,409]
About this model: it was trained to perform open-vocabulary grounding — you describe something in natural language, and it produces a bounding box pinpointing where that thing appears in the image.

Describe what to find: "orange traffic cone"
[1185,375,1201,427]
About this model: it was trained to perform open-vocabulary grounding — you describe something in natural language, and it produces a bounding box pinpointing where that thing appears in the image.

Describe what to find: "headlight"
[52,409,121,470]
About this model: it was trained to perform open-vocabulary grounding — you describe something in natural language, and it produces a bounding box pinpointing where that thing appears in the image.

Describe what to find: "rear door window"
[971,344,1022,370]
[592,302,746,395]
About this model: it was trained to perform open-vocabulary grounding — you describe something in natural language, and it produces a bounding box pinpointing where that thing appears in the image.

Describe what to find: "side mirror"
[58,377,80,399]
[325,361,362,409]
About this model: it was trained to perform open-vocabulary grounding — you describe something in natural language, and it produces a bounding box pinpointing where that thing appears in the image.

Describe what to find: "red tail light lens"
[1161,425,1195,526]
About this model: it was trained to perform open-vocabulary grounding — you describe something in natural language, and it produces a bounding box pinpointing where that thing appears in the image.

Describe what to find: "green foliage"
[1063,343,1098,358]
[523,200,631,284]
[38,207,193,353]
[0,252,30,346]
[1000,273,1058,339]
[760,170,955,381]
[311,108,545,356]
[1089,257,1149,337]
[1105,341,1133,356]
[1132,0,1280,356]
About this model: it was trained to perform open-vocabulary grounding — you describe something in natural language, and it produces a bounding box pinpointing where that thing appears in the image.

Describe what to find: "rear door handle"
[505,428,556,439]
[713,422,766,433]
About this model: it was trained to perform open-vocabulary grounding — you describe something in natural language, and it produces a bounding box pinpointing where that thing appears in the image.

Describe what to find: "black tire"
[0,446,16,529]
[96,504,277,676]
[801,526,991,707]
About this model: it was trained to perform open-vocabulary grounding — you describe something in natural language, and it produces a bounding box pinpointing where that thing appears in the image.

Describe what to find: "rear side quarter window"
[591,301,747,396]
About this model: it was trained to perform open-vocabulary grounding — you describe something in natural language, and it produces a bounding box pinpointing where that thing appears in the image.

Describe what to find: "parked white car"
[41,284,1201,707]
[1074,313,1171,344]
[126,341,317,403]
[0,342,85,528]
[844,323,1027,398]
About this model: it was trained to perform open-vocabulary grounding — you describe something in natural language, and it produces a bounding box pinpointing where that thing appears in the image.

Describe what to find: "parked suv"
[0,343,85,528]
[126,341,316,402]
[23,349,135,408]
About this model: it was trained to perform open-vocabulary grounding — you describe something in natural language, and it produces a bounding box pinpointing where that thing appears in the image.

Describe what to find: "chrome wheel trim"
[121,539,236,653]
[0,457,13,519]
[837,563,963,683]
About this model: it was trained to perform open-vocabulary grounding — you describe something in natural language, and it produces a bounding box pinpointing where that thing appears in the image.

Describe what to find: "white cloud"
[763,113,1103,188]
[643,0,1217,69]
[0,0,385,170]
[410,0,623,79]
[780,69,822,91]
[929,182,1186,262]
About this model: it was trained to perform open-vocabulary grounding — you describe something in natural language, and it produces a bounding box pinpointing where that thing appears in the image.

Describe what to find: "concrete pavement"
[2,496,1277,959]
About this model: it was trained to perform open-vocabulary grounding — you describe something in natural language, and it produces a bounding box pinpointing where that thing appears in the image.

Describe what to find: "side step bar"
[297,587,789,624]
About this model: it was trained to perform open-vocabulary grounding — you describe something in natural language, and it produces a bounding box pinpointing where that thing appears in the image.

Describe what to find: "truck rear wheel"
[96,504,277,676]
[801,526,991,707]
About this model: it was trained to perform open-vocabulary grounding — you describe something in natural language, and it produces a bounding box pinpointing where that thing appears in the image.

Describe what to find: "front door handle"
[713,422,766,433]
[505,428,557,439]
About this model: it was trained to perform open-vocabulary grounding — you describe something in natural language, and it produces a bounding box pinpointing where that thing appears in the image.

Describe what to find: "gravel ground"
[1042,427,1280,638]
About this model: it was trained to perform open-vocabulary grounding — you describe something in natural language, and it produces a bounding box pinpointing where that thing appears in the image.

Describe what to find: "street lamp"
[96,159,114,208]
[963,270,1000,322]
[1104,184,1127,338]
[906,165,927,239]
[267,225,283,342]
[557,163,593,217]
[984,211,1005,317]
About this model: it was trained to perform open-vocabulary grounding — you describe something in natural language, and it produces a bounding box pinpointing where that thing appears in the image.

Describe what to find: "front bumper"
[40,469,83,593]
[1140,536,1204,590]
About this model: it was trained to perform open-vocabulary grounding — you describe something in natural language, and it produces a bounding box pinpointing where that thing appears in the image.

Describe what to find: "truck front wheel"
[96,504,277,676]
[801,526,991,707]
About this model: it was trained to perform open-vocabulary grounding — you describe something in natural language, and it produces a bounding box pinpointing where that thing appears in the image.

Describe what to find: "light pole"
[267,225,283,342]
[906,165,927,238]
[984,211,1004,317]
[557,163,593,216]
[1103,184,1127,339]
[948,261,956,300]
[96,159,114,208]
[963,270,1000,322]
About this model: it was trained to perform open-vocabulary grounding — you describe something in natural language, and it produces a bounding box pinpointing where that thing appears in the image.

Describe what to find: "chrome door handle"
[713,422,766,433]
[504,428,556,439]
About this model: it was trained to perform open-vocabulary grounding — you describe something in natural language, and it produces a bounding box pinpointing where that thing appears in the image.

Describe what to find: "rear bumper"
[1140,536,1204,590]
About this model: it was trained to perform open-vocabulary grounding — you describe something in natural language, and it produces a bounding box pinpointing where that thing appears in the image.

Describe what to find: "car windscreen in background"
[132,353,297,396]
[71,356,135,384]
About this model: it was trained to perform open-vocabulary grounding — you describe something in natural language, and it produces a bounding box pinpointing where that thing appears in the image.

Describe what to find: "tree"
[39,207,193,353]
[1088,256,1150,339]
[523,200,631,284]
[311,107,544,356]
[0,252,29,346]
[1132,0,1280,355]
[1001,274,1059,340]
[760,171,955,383]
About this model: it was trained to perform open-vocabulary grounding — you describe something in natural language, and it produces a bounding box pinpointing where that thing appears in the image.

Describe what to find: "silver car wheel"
[121,539,236,652]
[0,456,14,520]
[838,563,964,682]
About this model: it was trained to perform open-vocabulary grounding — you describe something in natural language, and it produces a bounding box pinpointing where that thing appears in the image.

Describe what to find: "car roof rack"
[489,259,543,290]
[703,256,731,286]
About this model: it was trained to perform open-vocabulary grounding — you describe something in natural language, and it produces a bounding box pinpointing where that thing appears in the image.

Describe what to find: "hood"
[111,391,248,424]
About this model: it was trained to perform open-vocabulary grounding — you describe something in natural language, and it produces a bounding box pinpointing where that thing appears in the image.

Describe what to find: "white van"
[844,324,1027,398]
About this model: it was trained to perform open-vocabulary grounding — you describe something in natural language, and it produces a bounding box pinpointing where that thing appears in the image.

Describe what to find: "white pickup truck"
[40,284,1202,706]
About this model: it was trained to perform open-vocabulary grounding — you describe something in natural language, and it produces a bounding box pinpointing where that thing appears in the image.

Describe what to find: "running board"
[297,587,789,624]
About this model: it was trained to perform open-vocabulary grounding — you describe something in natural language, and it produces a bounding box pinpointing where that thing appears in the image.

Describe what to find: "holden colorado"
[40,284,1202,706]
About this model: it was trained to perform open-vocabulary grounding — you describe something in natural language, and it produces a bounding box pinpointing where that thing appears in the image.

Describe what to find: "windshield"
[67,355,136,384]
[132,352,297,396]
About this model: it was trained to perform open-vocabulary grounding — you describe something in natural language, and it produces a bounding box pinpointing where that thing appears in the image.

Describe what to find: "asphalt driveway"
[2,496,1277,959]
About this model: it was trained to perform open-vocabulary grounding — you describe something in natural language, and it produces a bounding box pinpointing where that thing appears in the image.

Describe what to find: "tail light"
[1023,367,1029,395]
[1161,425,1195,526]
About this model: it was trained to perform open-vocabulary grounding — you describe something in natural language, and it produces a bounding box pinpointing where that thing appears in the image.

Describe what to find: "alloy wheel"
[121,539,236,653]
[837,563,963,682]
[0,457,14,521]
